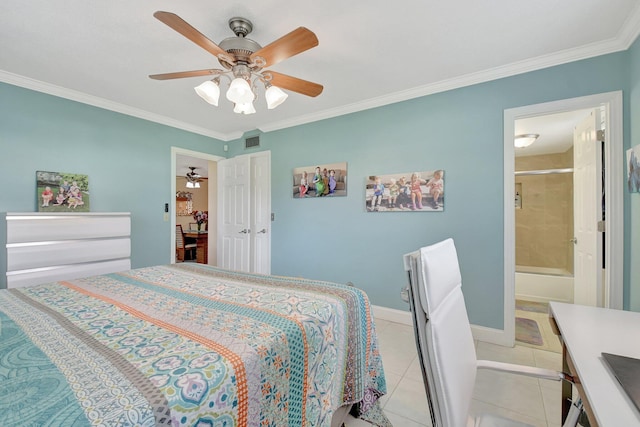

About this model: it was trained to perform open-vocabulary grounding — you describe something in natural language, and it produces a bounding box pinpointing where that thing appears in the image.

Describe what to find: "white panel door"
[217,155,251,272]
[250,151,271,274]
[573,110,603,307]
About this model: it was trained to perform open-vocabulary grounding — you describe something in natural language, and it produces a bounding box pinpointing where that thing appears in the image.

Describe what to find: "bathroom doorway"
[502,92,624,347]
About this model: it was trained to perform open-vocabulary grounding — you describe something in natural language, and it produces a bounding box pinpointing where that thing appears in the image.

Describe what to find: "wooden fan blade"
[266,71,323,97]
[250,27,318,68]
[154,11,226,58]
[149,69,221,80]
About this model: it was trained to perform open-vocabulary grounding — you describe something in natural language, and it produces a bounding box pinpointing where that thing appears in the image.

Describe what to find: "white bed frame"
[1,212,131,289]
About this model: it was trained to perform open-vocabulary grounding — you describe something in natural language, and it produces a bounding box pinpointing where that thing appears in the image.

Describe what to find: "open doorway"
[501,92,624,348]
[171,147,224,264]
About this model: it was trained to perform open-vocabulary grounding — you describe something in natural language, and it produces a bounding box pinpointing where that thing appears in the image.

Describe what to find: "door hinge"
[596,130,605,142]
[597,221,606,232]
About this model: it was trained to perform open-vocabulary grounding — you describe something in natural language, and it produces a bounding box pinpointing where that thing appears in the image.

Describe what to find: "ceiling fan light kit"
[265,85,288,109]
[185,166,203,188]
[194,80,220,106]
[150,12,323,115]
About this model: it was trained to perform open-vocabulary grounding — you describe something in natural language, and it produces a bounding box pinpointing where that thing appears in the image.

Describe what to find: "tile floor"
[345,317,565,427]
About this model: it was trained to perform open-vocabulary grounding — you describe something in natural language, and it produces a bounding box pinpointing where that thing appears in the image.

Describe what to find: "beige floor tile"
[384,410,431,427]
[476,341,536,366]
[373,316,563,427]
[540,382,562,426]
[469,399,548,427]
[378,371,403,408]
[377,322,417,376]
[344,414,374,426]
[473,369,546,420]
[383,376,431,424]
[405,354,422,379]
[532,348,562,371]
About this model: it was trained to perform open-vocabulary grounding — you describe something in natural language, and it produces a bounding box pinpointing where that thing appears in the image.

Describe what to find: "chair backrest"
[404,238,478,427]
[176,224,185,249]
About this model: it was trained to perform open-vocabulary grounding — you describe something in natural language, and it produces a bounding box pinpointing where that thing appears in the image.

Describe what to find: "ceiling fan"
[185,167,203,188]
[149,11,323,114]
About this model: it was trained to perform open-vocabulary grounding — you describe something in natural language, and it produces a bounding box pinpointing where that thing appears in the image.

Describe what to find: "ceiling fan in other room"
[185,167,203,188]
[149,11,323,114]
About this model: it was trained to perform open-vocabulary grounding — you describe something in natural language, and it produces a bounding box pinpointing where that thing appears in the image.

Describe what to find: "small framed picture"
[36,171,90,212]
[365,170,444,212]
[292,162,347,198]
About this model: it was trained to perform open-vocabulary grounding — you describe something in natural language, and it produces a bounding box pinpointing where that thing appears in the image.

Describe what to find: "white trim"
[470,325,512,347]
[371,304,510,346]
[371,305,412,326]
[170,147,225,263]
[259,35,638,134]
[0,71,237,141]
[503,91,624,346]
[3,7,639,142]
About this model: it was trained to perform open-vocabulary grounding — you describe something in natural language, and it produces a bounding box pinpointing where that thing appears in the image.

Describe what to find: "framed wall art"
[292,162,347,198]
[365,169,444,212]
[36,171,90,212]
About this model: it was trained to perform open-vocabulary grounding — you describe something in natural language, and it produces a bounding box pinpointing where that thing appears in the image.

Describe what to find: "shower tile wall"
[515,149,574,274]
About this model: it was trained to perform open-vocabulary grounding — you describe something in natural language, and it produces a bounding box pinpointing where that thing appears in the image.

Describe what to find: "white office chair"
[403,238,579,427]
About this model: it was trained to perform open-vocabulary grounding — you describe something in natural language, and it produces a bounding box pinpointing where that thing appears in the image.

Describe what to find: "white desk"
[549,302,640,426]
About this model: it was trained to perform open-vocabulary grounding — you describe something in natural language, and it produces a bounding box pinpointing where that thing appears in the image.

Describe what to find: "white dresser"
[1,212,131,289]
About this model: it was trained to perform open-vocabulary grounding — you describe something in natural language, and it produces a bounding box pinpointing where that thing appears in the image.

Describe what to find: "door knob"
[570,237,578,244]
[257,228,267,234]
[239,229,250,234]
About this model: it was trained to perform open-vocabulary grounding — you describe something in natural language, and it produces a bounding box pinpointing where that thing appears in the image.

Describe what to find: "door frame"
[170,147,225,263]
[502,91,623,346]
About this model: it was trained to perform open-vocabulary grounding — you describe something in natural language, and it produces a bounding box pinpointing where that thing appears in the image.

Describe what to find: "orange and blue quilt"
[0,264,389,426]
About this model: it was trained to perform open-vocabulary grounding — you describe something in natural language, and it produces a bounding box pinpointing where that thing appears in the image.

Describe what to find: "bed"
[0,263,390,427]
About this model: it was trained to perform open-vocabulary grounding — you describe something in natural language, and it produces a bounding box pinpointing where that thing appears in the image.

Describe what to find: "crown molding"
[3,5,639,141]
[261,30,638,134]
[0,70,236,141]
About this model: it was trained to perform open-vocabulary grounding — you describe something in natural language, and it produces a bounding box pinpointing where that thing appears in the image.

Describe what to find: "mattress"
[0,263,390,426]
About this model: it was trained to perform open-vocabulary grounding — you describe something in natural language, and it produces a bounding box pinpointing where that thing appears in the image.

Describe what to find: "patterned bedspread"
[0,264,390,427]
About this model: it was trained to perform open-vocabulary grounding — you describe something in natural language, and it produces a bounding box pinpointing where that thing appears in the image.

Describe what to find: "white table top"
[549,302,640,426]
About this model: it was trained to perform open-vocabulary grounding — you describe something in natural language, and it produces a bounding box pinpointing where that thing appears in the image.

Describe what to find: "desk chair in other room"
[403,238,579,427]
[176,224,197,262]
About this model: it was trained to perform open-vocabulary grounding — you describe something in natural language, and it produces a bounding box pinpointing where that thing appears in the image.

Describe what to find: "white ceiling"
[515,109,594,157]
[1,1,639,143]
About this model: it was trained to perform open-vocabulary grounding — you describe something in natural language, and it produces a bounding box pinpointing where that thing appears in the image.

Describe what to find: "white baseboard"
[372,304,513,347]
[372,305,412,325]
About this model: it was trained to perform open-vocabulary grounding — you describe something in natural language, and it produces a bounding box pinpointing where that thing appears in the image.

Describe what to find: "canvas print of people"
[627,145,640,193]
[366,170,444,212]
[36,171,90,212]
[292,162,347,198]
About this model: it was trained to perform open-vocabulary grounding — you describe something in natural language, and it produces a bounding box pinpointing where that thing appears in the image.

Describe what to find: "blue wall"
[1,46,636,330]
[231,51,631,329]
[0,83,226,268]
[629,37,640,311]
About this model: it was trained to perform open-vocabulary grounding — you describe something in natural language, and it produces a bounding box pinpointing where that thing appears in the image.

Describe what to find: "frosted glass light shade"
[233,102,256,115]
[226,78,254,104]
[194,80,220,106]
[514,134,539,148]
[265,85,288,109]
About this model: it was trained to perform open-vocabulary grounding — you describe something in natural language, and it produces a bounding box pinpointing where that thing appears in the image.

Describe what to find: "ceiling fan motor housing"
[218,17,263,68]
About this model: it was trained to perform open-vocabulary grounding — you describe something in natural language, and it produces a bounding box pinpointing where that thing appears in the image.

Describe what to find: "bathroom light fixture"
[514,134,540,148]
